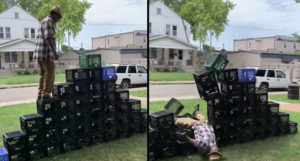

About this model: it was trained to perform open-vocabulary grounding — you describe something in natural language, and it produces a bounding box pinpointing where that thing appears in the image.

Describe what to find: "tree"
[291,33,300,43]
[203,44,215,52]
[0,0,8,12]
[61,44,73,52]
[163,0,235,45]
[35,0,91,46]
[296,0,300,3]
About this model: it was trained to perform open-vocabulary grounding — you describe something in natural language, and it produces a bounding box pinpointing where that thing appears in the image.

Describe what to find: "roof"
[71,49,99,55]
[0,38,35,48]
[234,35,297,41]
[150,35,198,49]
[92,30,147,39]
[226,50,300,57]
[0,5,39,22]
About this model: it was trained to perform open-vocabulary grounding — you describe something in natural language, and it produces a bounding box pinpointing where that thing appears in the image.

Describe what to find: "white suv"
[112,64,147,89]
[253,67,290,91]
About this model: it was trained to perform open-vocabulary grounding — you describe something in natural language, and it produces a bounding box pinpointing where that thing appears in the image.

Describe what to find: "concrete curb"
[150,81,194,85]
[0,83,39,89]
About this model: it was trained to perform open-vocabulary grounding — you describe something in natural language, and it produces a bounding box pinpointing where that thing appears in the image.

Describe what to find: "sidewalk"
[150,81,194,85]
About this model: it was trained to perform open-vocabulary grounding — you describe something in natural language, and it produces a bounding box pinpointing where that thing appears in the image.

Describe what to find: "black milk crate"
[43,115,58,130]
[141,109,147,131]
[207,106,226,125]
[52,83,75,98]
[278,112,289,125]
[128,99,141,112]
[279,123,289,135]
[220,82,243,95]
[37,98,57,116]
[3,131,27,152]
[241,82,256,94]
[44,145,61,157]
[27,147,45,160]
[159,142,177,158]
[26,133,43,148]
[89,67,102,81]
[6,152,28,161]
[257,104,270,116]
[193,72,219,100]
[288,121,298,134]
[150,110,174,129]
[116,89,129,102]
[104,115,119,130]
[104,129,119,142]
[59,138,80,153]
[267,115,280,126]
[56,98,76,111]
[118,113,130,125]
[103,91,117,105]
[90,81,103,95]
[254,126,269,139]
[241,105,256,117]
[119,126,133,138]
[239,130,254,143]
[20,114,43,134]
[74,82,92,95]
[255,90,268,104]
[90,107,104,121]
[118,102,130,112]
[44,129,60,146]
[104,104,118,115]
[164,98,184,116]
[207,96,222,108]
[177,142,197,156]
[223,68,238,82]
[65,68,90,83]
[268,101,279,114]
[73,96,91,110]
[89,95,103,107]
[242,94,256,108]
[57,110,75,128]
[240,117,255,129]
[103,80,116,92]
[89,132,105,144]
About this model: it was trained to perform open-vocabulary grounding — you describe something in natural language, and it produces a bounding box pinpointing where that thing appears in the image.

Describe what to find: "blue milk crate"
[0,148,8,161]
[237,68,256,82]
[102,66,116,81]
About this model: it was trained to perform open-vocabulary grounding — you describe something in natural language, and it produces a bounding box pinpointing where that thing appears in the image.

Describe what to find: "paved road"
[150,84,288,101]
[0,86,146,106]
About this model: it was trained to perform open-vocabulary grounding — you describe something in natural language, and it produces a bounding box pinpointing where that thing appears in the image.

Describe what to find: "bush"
[15,71,23,75]
[162,67,170,72]
[32,70,39,74]
[23,70,31,75]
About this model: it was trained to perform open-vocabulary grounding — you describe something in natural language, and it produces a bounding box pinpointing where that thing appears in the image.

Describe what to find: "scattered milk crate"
[79,54,101,69]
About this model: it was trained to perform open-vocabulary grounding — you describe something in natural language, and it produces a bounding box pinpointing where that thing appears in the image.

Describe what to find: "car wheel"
[260,83,269,92]
[121,80,130,89]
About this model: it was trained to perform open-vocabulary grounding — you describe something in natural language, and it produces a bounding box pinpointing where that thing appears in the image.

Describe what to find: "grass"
[150,72,194,81]
[150,99,300,161]
[269,94,300,104]
[130,90,147,98]
[0,103,146,161]
[0,73,65,85]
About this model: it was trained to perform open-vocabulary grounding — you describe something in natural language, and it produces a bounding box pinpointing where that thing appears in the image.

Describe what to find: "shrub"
[23,70,31,75]
[15,71,23,75]
[32,70,39,74]
[162,67,170,72]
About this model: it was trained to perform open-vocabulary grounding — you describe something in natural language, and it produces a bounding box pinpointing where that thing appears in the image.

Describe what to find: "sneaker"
[193,104,200,116]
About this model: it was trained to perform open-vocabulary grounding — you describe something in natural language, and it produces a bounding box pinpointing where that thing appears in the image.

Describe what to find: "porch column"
[24,51,29,69]
[163,48,169,66]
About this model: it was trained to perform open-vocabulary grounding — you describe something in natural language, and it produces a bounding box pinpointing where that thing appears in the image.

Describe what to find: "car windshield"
[256,69,266,77]
[116,66,127,73]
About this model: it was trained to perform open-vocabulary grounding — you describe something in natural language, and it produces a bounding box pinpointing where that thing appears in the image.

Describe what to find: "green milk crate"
[205,53,228,71]
[79,54,102,69]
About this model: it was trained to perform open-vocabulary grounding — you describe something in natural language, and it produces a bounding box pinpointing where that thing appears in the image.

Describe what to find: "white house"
[0,5,39,70]
[149,1,197,69]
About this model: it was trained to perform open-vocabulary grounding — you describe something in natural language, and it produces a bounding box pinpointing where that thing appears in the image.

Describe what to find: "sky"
[69,0,147,50]
[196,0,300,51]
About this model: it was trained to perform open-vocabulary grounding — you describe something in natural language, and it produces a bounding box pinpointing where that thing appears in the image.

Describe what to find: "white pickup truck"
[252,67,290,91]
[111,64,147,89]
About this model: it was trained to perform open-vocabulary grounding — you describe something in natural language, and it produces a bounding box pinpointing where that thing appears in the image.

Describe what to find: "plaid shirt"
[33,16,56,61]
[192,123,216,153]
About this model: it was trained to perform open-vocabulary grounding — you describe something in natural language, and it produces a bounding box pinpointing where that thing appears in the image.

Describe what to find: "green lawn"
[0,103,146,161]
[0,73,65,85]
[150,99,300,161]
[150,72,194,81]
[130,90,147,98]
[269,94,300,104]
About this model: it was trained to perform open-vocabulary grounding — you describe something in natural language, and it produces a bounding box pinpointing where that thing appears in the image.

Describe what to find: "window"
[128,66,137,73]
[256,70,266,77]
[5,27,10,38]
[249,42,251,48]
[0,27,3,38]
[15,12,19,19]
[31,28,35,39]
[166,24,170,35]
[284,41,286,48]
[169,49,174,59]
[144,36,146,43]
[151,48,157,59]
[116,66,127,73]
[255,40,261,42]
[267,70,275,78]
[172,25,177,36]
[276,70,286,78]
[107,39,109,45]
[149,23,151,33]
[24,28,29,38]
[137,66,147,73]
[178,50,183,60]
[29,52,34,62]
[156,8,161,15]
[5,52,10,63]
[12,52,17,62]
[294,43,296,49]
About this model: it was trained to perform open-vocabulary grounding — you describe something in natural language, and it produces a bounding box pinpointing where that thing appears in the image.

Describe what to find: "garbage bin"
[288,83,299,100]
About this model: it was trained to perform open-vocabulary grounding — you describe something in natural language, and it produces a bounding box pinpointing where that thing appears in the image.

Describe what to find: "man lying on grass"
[175,105,221,161]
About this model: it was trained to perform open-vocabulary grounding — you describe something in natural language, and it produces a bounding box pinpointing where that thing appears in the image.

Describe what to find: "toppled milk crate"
[193,71,219,100]
[0,148,8,161]
[20,114,44,134]
[205,53,228,71]
[52,83,75,98]
[102,66,116,81]
[164,98,184,117]
[79,54,101,69]
[65,68,90,83]
[150,110,174,129]
[288,121,297,134]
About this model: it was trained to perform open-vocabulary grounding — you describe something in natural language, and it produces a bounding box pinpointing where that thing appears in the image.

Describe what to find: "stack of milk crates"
[193,53,298,146]
[1,54,147,161]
